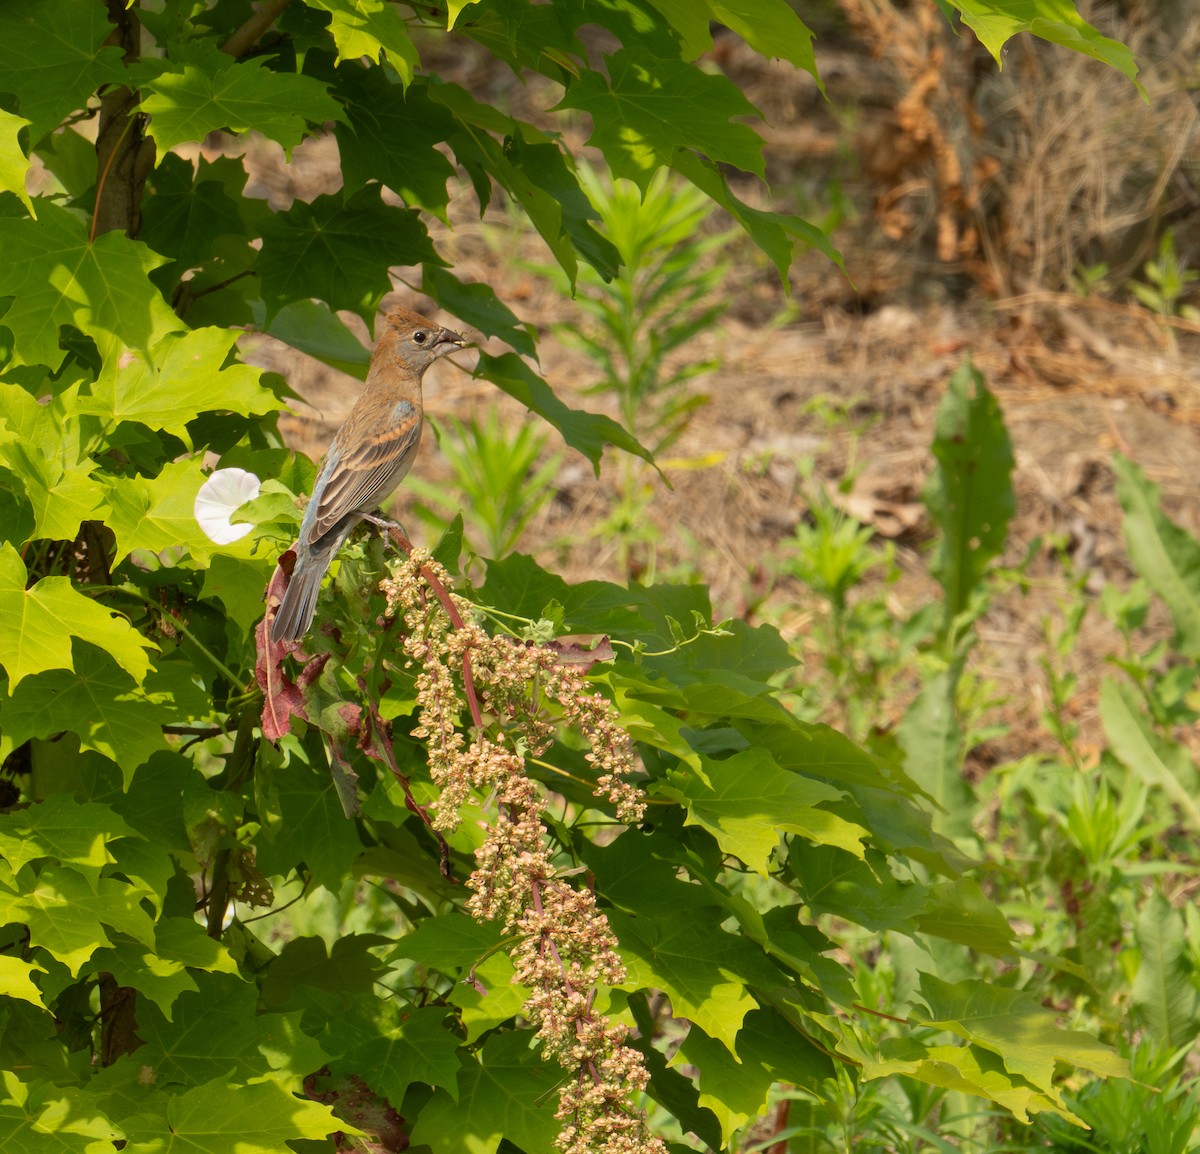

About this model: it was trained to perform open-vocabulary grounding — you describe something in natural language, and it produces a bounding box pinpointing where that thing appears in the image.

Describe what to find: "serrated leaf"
[1,658,169,786]
[0,795,136,879]
[610,907,783,1053]
[0,203,181,370]
[914,973,1127,1093]
[257,185,442,322]
[448,949,528,1042]
[410,1031,560,1154]
[0,110,34,217]
[139,154,258,281]
[952,0,1142,94]
[0,442,106,546]
[326,1004,462,1104]
[458,0,587,80]
[334,70,456,215]
[137,974,328,1085]
[438,109,619,284]
[671,149,842,283]
[474,351,652,473]
[89,937,198,1020]
[137,44,342,154]
[1113,453,1200,659]
[119,1074,343,1152]
[423,266,537,358]
[924,360,1015,622]
[0,864,156,976]
[644,0,820,85]
[0,956,46,1007]
[675,1009,834,1143]
[305,0,419,82]
[254,753,364,888]
[854,1035,1054,1124]
[103,458,219,567]
[918,878,1016,956]
[661,748,866,874]
[0,0,127,144]
[0,544,156,689]
[556,47,764,189]
[88,328,278,444]
[390,910,505,972]
[789,843,930,933]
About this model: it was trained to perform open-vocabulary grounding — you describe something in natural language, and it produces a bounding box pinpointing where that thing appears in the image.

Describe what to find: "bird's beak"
[434,326,469,351]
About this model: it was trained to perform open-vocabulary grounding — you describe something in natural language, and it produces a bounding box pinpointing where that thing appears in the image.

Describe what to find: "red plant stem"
[386,526,484,728]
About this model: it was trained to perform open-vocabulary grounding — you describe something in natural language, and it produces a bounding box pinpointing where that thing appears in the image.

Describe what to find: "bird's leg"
[360,511,411,550]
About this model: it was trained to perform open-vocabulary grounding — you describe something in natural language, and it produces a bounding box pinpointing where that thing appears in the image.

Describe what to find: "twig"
[356,676,454,880]
[221,0,294,58]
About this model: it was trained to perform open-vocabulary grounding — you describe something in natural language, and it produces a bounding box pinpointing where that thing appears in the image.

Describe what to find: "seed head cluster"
[383,554,666,1154]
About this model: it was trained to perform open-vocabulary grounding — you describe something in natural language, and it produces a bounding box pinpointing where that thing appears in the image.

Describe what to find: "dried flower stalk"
[383,552,665,1154]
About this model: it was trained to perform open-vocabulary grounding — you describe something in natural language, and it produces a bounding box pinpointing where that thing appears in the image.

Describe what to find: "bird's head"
[377,307,468,371]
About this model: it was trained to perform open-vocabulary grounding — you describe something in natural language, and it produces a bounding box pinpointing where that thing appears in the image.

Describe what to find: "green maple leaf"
[410,1031,560,1154]
[137,975,329,1086]
[474,351,652,473]
[0,957,46,1008]
[556,48,764,189]
[103,458,221,567]
[643,0,820,83]
[0,442,107,546]
[87,326,277,442]
[610,907,784,1053]
[672,149,842,283]
[305,0,419,82]
[326,1004,462,1105]
[661,748,867,874]
[915,974,1128,1095]
[0,795,136,879]
[334,70,457,217]
[89,937,199,1020]
[139,154,264,286]
[0,202,181,370]
[1,864,156,976]
[0,0,127,144]
[254,755,364,888]
[849,1034,1053,1124]
[1,644,171,779]
[119,1075,343,1152]
[154,917,240,976]
[449,950,529,1042]
[0,544,156,689]
[459,0,587,81]
[953,0,1142,92]
[136,42,342,154]
[676,1009,834,1143]
[0,110,35,216]
[257,185,443,322]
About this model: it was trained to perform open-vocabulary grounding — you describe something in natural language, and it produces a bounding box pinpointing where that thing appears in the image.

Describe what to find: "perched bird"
[271,308,467,643]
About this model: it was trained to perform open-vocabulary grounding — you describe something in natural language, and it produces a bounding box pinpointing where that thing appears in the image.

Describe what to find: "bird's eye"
[413,330,428,344]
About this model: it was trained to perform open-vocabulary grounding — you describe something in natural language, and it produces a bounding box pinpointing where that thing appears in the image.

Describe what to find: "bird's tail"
[270,543,330,644]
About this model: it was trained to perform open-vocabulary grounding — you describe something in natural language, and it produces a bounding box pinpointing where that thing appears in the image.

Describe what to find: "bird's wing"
[308,399,422,542]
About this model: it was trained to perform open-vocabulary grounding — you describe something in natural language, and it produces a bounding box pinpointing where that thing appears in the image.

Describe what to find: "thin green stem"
[86,584,247,687]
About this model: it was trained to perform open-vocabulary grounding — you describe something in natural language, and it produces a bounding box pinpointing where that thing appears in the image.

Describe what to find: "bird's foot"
[361,512,411,549]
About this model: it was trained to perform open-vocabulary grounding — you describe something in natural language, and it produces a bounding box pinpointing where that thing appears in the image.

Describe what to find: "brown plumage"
[270,308,466,643]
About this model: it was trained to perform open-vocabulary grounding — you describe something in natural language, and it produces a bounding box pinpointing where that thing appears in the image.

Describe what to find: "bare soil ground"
[245,4,1200,765]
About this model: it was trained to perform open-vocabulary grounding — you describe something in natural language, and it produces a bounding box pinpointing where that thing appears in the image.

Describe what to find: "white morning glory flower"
[194,467,262,544]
